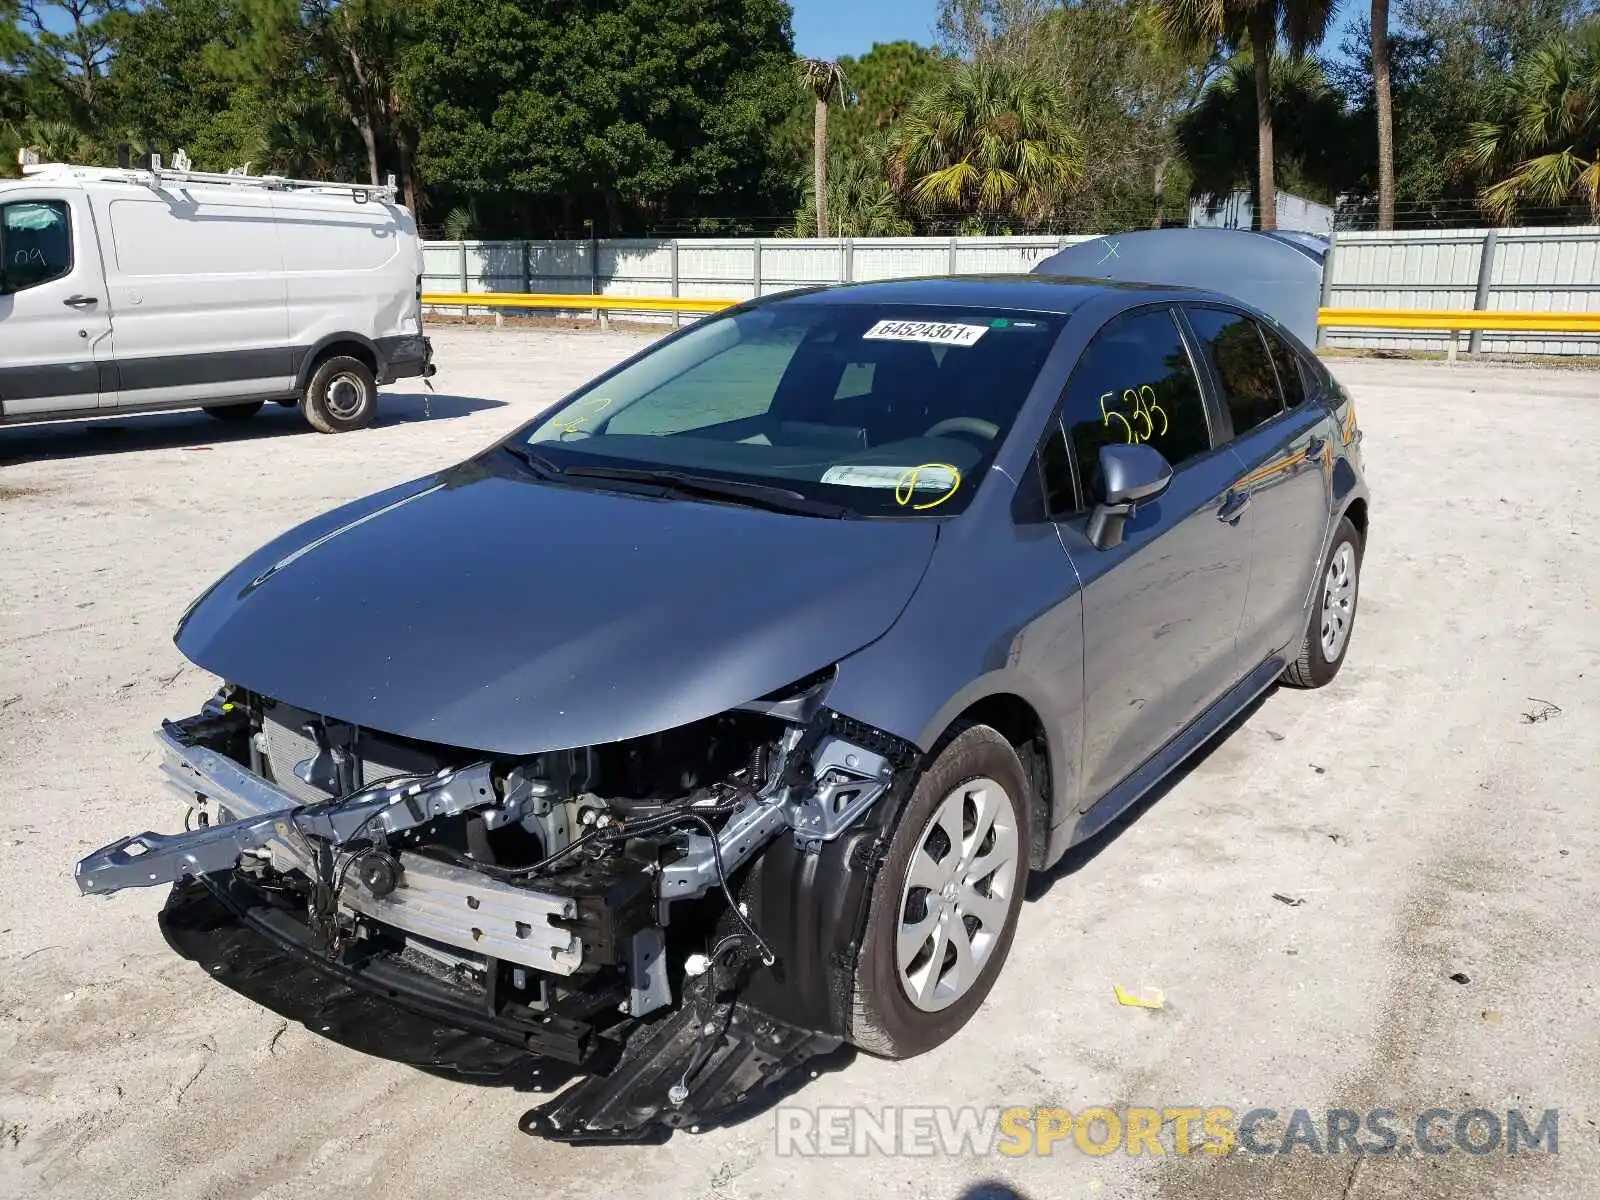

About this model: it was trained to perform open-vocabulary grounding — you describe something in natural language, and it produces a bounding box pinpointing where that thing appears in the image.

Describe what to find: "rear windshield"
[520,301,1064,516]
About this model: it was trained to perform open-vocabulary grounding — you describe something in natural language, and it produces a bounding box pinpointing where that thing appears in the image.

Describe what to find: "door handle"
[1218,490,1252,524]
[63,294,99,308]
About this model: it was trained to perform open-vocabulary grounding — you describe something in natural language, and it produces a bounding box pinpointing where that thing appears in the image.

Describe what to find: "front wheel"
[848,724,1031,1058]
[300,355,378,434]
[1282,514,1363,688]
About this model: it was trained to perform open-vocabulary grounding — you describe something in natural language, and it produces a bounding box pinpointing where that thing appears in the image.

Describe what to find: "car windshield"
[518,300,1065,517]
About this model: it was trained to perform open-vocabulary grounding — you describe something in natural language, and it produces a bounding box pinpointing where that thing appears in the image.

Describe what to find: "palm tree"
[796,58,849,238]
[1178,53,1352,206]
[1464,19,1600,223]
[888,59,1083,230]
[1372,0,1394,228]
[1154,0,1341,230]
[792,149,913,237]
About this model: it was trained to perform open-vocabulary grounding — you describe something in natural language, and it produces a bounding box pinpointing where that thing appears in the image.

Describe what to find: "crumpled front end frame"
[77,684,921,1141]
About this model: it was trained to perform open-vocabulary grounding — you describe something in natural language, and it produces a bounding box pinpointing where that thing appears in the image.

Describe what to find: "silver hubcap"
[1320,541,1358,661]
[326,374,366,419]
[897,777,1020,1013]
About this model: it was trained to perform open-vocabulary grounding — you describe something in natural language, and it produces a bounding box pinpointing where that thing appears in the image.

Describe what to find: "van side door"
[88,187,292,409]
[1183,305,1336,662]
[0,191,114,418]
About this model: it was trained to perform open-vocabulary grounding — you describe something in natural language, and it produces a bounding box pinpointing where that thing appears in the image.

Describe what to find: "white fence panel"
[423,228,1600,354]
[1323,226,1600,355]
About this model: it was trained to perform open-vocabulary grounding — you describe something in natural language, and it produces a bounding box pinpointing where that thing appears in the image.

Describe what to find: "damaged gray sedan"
[77,276,1368,1140]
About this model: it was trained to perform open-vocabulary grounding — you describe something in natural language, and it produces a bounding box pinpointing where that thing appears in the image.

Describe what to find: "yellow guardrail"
[422,291,734,315]
[423,293,1599,336]
[1318,307,1600,334]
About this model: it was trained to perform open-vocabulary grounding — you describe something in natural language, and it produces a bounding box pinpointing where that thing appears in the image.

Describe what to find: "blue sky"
[790,0,941,61]
[789,0,1363,62]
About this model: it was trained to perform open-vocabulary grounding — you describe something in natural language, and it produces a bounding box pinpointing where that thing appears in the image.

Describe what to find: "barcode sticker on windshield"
[821,464,960,491]
[863,319,988,347]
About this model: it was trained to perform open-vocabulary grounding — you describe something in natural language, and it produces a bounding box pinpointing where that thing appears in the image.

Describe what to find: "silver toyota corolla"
[77,275,1369,1141]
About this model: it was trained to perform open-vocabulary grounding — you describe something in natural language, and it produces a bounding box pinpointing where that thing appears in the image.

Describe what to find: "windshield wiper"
[560,464,850,518]
[500,442,566,479]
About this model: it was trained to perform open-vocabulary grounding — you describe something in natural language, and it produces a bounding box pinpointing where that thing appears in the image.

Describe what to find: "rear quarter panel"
[275,195,420,354]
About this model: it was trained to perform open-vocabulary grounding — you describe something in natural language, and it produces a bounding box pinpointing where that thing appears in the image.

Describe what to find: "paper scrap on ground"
[1113,984,1165,1010]
[863,319,988,347]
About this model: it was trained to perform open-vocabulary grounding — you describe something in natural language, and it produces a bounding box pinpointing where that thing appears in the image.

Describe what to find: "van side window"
[1059,308,1211,505]
[0,201,73,292]
[1186,307,1283,437]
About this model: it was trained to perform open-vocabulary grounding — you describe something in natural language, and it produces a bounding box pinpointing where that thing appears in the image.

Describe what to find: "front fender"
[823,515,1086,860]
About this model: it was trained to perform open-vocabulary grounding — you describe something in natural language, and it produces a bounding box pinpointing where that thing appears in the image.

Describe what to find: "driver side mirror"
[1086,443,1172,550]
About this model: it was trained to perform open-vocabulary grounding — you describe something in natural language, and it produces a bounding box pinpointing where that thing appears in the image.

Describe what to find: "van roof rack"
[17,150,397,205]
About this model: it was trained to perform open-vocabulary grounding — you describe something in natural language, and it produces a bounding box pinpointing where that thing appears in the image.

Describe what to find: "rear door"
[0,191,114,417]
[1047,305,1253,809]
[1184,306,1335,662]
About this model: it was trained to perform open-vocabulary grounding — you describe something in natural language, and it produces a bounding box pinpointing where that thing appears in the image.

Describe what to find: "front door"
[1046,306,1253,808]
[0,193,114,418]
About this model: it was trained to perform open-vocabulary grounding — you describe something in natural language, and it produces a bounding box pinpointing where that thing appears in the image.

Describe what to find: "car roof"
[764,273,1225,316]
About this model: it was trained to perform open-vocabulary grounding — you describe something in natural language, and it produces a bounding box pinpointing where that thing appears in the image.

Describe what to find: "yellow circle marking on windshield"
[555,396,612,434]
[895,463,962,511]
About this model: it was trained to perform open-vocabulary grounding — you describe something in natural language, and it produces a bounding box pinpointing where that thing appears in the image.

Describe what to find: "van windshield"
[518,301,1064,517]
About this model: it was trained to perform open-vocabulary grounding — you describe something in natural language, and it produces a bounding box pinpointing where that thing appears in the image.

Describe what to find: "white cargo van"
[0,158,433,433]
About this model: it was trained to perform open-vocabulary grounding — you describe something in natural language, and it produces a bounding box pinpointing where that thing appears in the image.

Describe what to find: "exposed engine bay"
[75,673,918,1141]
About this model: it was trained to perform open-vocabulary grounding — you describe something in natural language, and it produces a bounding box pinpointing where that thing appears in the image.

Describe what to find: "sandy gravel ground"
[1,328,1596,1200]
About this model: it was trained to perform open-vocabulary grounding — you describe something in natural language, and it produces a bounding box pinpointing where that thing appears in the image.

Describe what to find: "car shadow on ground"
[959,1184,1037,1200]
[0,392,504,465]
[1027,688,1274,901]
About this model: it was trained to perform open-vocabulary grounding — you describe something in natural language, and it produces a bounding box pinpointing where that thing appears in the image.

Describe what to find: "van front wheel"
[301,356,378,434]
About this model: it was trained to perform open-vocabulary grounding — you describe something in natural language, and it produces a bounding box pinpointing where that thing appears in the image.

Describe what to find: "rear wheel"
[849,724,1030,1058]
[300,355,378,434]
[1282,515,1363,688]
[202,401,264,421]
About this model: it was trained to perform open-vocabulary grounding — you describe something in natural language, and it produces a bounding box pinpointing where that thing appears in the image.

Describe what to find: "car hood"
[175,453,938,754]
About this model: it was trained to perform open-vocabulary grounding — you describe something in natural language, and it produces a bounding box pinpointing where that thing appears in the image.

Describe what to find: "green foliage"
[1465,17,1600,221]
[103,0,272,171]
[1179,52,1359,204]
[16,1,135,126]
[788,145,915,236]
[1002,1,1224,229]
[5,0,1599,234]
[398,0,799,234]
[440,203,474,240]
[889,58,1084,229]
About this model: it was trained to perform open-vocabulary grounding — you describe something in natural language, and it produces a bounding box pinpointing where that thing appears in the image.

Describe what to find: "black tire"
[202,401,264,421]
[849,724,1032,1058]
[300,355,378,434]
[1282,514,1363,689]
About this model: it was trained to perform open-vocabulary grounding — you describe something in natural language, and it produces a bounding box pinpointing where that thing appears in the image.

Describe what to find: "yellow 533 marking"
[895,463,962,510]
[1099,385,1168,445]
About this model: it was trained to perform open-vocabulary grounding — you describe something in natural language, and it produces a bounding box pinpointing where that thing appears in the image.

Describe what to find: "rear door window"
[1054,307,1212,511]
[1258,322,1309,408]
[1186,307,1284,437]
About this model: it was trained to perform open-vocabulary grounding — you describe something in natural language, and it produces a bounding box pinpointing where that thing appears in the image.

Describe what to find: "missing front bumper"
[161,871,622,1070]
